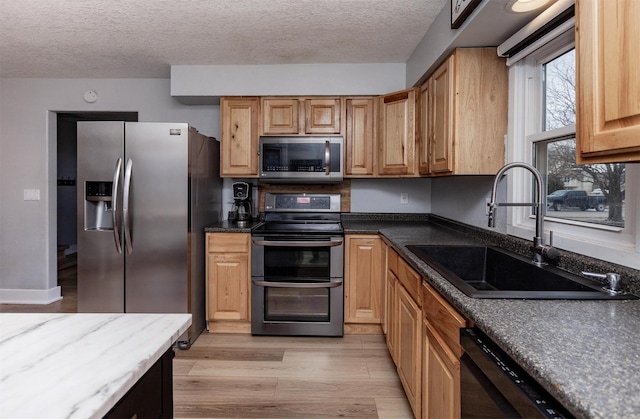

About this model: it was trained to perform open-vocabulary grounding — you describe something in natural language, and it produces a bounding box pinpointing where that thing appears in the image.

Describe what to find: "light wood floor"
[0,253,413,418]
[174,333,413,418]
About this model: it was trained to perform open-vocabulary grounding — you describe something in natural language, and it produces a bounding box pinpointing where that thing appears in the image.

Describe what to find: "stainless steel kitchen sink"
[406,245,637,300]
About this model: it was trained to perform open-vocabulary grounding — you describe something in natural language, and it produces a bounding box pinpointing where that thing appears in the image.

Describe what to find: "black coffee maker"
[230,181,252,226]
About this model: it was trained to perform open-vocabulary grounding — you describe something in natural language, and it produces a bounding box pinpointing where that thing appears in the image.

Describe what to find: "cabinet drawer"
[207,233,250,253]
[397,257,421,307]
[422,282,467,356]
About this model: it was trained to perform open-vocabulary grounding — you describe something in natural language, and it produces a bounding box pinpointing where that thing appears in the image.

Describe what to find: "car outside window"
[506,23,638,269]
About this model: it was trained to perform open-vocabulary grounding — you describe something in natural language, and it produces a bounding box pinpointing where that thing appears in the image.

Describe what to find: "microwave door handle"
[252,238,343,247]
[325,140,330,175]
[252,279,343,288]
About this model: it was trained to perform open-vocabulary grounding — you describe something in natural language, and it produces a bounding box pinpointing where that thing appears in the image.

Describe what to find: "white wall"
[406,0,545,87]
[0,78,217,303]
[171,63,407,100]
[430,176,506,233]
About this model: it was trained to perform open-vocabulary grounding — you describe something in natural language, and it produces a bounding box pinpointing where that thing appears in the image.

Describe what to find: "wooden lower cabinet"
[422,282,467,418]
[385,270,398,360]
[383,242,467,419]
[344,235,384,333]
[423,320,460,419]
[397,282,423,418]
[206,232,251,333]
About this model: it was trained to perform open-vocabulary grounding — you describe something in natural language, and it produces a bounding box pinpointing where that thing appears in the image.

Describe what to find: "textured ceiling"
[0,0,447,78]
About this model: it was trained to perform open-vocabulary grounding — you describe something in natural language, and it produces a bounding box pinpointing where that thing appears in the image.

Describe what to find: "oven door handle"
[251,238,343,247]
[252,279,343,288]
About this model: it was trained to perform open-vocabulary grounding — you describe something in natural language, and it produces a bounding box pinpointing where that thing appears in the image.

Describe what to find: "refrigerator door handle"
[111,158,123,254]
[123,158,133,254]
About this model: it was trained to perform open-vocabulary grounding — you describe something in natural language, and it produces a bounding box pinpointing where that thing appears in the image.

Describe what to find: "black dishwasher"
[460,328,572,418]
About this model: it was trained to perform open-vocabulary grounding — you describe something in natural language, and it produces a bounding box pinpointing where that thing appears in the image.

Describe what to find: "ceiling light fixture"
[506,0,553,13]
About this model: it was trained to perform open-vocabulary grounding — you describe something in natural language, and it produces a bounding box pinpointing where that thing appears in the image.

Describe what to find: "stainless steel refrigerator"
[76,121,221,345]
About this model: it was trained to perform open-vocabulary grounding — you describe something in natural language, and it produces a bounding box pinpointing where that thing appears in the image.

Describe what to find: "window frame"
[507,28,639,269]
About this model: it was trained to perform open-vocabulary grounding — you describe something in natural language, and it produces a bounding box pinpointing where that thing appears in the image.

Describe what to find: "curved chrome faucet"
[488,162,558,266]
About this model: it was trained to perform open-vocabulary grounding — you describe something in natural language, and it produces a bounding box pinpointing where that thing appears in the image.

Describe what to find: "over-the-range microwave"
[259,136,344,183]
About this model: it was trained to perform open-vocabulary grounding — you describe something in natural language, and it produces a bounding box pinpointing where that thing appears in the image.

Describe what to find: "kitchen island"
[0,313,191,419]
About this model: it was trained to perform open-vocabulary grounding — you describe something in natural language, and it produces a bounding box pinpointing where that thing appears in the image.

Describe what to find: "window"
[535,48,625,228]
[507,26,638,269]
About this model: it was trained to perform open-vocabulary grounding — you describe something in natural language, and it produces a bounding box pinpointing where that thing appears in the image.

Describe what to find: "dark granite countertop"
[347,217,640,419]
[207,214,640,418]
[205,219,262,233]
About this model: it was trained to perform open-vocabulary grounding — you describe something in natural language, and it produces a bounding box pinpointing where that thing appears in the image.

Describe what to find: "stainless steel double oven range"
[251,193,344,336]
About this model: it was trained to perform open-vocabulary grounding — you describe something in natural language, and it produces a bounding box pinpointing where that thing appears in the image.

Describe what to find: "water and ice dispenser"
[84,181,113,230]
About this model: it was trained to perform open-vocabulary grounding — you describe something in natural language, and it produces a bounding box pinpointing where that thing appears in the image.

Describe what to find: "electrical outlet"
[24,189,40,201]
[400,192,409,204]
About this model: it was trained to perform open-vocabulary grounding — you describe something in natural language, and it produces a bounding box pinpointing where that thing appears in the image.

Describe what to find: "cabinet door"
[576,0,640,163]
[345,235,383,323]
[453,49,507,174]
[262,98,300,134]
[397,283,422,418]
[305,98,341,134]
[430,55,454,174]
[378,88,417,176]
[220,97,259,177]
[386,269,398,363]
[423,320,460,419]
[418,81,431,174]
[345,97,376,176]
[207,252,249,321]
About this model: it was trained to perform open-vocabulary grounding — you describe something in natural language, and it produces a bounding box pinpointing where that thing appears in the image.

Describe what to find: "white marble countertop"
[0,313,191,419]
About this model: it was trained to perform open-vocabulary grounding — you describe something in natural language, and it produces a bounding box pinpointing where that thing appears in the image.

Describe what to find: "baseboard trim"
[0,287,62,304]
[207,321,251,334]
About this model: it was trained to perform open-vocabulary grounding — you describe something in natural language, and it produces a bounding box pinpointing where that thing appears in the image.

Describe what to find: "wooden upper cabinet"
[378,88,418,176]
[430,55,454,174]
[261,97,341,135]
[345,97,376,176]
[576,0,640,163]
[305,98,341,134]
[220,97,259,177]
[425,48,507,176]
[262,98,300,135]
[418,81,431,174]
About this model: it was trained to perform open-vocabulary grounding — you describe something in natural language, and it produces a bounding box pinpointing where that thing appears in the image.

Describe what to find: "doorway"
[56,112,137,308]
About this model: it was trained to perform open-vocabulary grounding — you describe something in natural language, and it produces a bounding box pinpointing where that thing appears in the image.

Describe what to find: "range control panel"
[264,193,340,212]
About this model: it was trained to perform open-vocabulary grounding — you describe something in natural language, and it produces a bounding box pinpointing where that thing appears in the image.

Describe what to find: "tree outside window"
[539,49,625,227]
